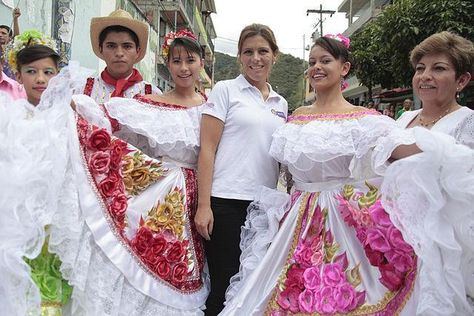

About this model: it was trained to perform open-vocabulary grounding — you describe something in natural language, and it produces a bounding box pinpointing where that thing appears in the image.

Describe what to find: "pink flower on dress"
[286,265,305,289]
[334,282,358,312]
[379,263,403,291]
[110,193,127,218]
[303,266,321,290]
[387,226,412,252]
[99,177,119,198]
[337,195,357,228]
[358,208,373,226]
[89,151,111,174]
[364,245,386,266]
[314,286,337,314]
[368,200,392,227]
[294,243,314,268]
[321,263,345,287]
[298,289,317,313]
[276,284,301,313]
[385,249,414,273]
[365,227,391,252]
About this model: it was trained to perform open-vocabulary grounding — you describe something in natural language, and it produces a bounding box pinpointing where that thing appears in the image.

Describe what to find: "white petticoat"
[381,127,474,315]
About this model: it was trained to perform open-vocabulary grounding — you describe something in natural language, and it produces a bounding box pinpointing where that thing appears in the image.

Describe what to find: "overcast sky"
[211,0,348,60]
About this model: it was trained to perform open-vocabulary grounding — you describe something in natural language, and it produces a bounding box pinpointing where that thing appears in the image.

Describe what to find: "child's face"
[16,57,58,105]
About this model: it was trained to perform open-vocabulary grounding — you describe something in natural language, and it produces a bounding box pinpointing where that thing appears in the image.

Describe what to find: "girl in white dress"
[221,34,422,316]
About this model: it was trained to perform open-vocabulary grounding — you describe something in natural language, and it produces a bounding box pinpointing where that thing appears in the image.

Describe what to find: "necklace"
[417,104,455,127]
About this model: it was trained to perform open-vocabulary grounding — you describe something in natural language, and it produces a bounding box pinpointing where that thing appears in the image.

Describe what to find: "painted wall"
[1,0,157,83]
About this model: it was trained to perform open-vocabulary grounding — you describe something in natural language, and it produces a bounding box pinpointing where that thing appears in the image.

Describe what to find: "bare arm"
[12,8,20,37]
[390,143,422,161]
[195,114,224,240]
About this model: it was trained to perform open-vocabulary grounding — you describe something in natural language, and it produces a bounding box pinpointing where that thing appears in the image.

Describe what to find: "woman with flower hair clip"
[218,34,429,315]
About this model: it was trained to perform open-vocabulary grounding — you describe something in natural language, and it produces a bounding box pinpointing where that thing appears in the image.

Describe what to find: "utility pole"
[307,4,335,38]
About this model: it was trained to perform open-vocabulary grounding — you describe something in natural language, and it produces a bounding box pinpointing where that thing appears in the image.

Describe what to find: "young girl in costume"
[50,29,209,315]
[0,30,73,316]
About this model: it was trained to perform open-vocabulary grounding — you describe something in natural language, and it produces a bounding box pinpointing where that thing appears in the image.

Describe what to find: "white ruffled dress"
[0,64,209,316]
[377,107,474,315]
[222,110,419,315]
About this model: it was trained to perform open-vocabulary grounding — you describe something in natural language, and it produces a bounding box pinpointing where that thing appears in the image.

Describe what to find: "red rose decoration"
[132,227,154,255]
[152,235,167,254]
[110,193,127,218]
[87,128,111,151]
[89,151,111,174]
[98,177,118,197]
[110,139,129,169]
[171,262,188,283]
[166,241,186,263]
[156,257,171,279]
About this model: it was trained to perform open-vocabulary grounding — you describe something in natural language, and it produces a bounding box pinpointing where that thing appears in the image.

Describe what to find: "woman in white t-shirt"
[195,23,288,315]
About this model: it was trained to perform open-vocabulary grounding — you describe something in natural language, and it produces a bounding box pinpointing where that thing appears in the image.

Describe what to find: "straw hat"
[90,9,148,62]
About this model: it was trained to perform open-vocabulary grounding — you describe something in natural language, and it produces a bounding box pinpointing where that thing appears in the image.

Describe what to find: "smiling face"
[239,35,276,88]
[16,57,58,106]
[168,45,203,89]
[307,45,350,92]
[100,31,140,79]
[412,53,470,107]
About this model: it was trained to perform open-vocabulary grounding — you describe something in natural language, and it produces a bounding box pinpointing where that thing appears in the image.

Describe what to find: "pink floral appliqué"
[274,202,365,314]
[337,189,416,292]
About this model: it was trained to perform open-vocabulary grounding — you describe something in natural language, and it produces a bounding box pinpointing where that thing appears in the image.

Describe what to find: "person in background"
[195,23,288,315]
[382,103,395,118]
[395,98,412,119]
[0,54,25,99]
[83,9,161,104]
[1,7,21,79]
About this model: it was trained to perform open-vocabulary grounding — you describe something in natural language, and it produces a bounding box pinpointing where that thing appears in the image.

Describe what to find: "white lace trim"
[381,127,474,315]
[0,62,92,316]
[225,186,290,303]
[270,114,398,173]
[104,98,203,160]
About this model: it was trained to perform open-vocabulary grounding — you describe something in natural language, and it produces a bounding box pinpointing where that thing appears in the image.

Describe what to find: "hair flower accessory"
[161,29,198,60]
[324,33,350,49]
[5,30,57,73]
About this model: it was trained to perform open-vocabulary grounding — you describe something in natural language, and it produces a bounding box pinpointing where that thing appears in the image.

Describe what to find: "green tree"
[351,0,474,93]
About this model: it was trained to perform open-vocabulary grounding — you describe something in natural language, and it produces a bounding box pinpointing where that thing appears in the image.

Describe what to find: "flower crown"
[5,30,57,72]
[161,29,198,60]
[324,33,350,49]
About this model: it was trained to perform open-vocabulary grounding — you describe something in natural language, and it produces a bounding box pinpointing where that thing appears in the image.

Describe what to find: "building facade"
[0,0,216,90]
